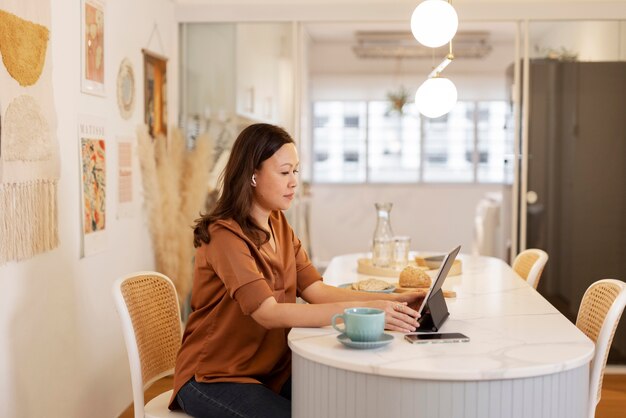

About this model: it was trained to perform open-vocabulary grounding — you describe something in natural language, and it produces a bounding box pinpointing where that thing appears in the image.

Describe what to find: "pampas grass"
[137,126,214,304]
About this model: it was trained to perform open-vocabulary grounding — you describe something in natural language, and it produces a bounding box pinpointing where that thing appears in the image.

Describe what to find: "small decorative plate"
[339,283,396,293]
[337,333,394,349]
[116,57,135,119]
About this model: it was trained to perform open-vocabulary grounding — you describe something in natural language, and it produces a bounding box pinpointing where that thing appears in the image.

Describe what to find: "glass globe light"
[415,77,458,118]
[410,0,459,48]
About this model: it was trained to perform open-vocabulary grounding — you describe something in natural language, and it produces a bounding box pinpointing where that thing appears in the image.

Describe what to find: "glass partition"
[525,20,626,365]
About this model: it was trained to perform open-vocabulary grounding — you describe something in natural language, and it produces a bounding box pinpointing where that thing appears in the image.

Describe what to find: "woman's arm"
[301,281,426,306]
[250,282,424,332]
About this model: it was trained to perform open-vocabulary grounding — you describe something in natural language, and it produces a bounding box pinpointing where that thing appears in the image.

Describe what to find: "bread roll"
[399,266,431,288]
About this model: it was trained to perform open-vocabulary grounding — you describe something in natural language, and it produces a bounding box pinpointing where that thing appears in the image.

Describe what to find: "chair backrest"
[512,248,549,289]
[576,279,626,418]
[113,271,183,418]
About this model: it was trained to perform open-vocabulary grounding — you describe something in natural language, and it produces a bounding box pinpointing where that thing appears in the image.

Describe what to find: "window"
[312,100,512,184]
[422,102,474,182]
[476,101,510,183]
[368,102,420,183]
[312,102,367,182]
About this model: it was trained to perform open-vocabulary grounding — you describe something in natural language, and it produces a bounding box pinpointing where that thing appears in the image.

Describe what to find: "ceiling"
[304,21,516,63]
[305,21,517,43]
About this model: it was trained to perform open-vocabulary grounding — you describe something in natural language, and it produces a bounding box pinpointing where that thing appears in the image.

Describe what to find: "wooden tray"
[357,258,462,278]
[393,286,457,298]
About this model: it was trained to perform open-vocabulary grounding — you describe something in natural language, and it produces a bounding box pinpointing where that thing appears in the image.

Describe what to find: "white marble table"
[288,253,595,418]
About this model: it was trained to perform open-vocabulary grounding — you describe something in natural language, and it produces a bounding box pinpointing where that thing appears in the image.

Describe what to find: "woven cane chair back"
[113,271,188,418]
[576,279,626,418]
[512,248,549,289]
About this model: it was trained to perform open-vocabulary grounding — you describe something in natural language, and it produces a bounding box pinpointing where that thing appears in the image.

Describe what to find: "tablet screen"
[415,245,461,316]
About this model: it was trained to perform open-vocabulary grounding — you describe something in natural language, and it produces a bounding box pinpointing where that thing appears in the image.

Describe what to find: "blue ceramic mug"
[331,307,385,342]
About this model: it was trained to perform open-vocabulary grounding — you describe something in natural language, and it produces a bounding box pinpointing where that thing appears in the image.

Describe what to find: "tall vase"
[372,202,394,267]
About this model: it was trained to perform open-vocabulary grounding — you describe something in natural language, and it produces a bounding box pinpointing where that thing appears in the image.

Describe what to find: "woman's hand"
[394,289,427,311]
[367,300,420,332]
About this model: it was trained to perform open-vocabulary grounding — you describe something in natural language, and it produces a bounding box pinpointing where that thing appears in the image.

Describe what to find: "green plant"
[386,86,411,116]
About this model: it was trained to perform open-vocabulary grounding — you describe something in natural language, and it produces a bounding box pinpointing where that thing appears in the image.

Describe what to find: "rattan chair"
[113,271,190,418]
[576,279,626,418]
[511,248,549,289]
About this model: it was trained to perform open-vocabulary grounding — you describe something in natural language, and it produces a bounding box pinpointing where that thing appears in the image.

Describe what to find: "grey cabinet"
[524,59,626,363]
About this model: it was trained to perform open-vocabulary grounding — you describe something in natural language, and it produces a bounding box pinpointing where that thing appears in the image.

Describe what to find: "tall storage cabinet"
[180,23,294,131]
[524,59,626,362]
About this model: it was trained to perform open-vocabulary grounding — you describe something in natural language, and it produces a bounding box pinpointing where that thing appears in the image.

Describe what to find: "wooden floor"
[119,376,173,418]
[119,374,626,417]
[596,374,626,418]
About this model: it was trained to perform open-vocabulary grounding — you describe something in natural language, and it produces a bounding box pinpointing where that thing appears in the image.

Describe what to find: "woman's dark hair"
[193,123,295,248]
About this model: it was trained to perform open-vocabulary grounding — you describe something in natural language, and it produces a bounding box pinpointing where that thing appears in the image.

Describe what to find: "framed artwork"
[116,136,134,219]
[78,114,107,257]
[116,58,135,119]
[81,0,105,96]
[142,49,167,137]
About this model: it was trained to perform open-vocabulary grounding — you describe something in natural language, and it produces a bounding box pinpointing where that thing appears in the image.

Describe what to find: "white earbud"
[251,174,257,187]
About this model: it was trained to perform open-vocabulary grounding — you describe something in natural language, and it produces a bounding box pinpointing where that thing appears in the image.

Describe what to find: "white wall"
[307,29,516,101]
[531,20,626,61]
[310,73,508,102]
[0,1,177,417]
[309,184,505,263]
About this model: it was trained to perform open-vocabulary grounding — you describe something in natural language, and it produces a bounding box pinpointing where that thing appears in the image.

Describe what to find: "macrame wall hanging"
[0,0,59,265]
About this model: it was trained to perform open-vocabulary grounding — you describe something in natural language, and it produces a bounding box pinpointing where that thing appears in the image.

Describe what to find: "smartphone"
[404,332,470,344]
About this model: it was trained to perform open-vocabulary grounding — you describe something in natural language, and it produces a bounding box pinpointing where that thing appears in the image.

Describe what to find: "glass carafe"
[372,202,394,267]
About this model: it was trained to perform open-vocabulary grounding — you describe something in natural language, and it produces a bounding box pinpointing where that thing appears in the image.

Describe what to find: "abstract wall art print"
[78,115,107,257]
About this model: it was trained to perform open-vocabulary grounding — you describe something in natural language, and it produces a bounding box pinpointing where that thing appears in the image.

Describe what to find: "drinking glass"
[392,236,411,269]
[372,237,393,268]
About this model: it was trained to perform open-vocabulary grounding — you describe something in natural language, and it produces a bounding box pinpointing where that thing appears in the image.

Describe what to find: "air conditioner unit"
[352,30,492,59]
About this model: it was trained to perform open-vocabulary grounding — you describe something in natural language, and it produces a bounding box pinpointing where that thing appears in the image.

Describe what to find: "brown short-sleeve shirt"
[169,211,322,409]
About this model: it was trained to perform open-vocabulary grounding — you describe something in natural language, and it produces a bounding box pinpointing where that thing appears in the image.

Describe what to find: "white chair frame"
[577,279,626,418]
[512,248,549,289]
[113,271,189,418]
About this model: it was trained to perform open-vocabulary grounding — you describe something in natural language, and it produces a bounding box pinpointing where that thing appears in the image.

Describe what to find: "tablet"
[415,245,461,316]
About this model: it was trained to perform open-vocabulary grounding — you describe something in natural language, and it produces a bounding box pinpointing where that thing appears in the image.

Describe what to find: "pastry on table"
[399,266,432,288]
[396,266,456,298]
[351,278,393,291]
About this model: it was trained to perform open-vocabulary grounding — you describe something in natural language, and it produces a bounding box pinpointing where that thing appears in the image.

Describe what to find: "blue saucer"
[337,333,394,349]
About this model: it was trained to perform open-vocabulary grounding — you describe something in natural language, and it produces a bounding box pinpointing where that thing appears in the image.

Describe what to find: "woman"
[169,123,423,418]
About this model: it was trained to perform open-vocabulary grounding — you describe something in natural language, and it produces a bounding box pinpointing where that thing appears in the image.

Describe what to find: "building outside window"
[312,100,512,184]
[312,101,367,183]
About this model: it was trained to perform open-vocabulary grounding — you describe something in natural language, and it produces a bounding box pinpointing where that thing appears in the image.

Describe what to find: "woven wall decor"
[0,9,49,86]
[0,0,59,265]
[2,94,52,161]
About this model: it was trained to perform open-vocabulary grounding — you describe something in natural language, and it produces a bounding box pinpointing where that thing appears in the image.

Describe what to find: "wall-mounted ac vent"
[352,30,492,59]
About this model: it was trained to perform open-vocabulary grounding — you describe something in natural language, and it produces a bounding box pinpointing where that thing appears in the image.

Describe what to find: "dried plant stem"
[137,126,214,304]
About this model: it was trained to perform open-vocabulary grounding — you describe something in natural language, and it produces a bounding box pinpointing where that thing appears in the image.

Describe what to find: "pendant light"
[410,0,458,48]
[415,37,457,118]
[415,76,457,119]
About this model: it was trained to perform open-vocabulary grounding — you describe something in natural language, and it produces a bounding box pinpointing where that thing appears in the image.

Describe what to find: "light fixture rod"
[428,57,451,78]
[428,40,454,78]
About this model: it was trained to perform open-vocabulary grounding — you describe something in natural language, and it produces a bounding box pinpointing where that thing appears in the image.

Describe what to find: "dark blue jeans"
[176,377,291,418]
